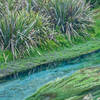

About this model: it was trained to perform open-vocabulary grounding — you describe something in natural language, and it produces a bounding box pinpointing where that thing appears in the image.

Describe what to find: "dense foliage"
[44,0,94,41]
[0,10,51,58]
[0,0,53,58]
[0,0,97,59]
[86,0,100,7]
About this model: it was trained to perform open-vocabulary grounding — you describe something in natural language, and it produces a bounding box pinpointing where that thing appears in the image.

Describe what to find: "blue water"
[0,51,100,100]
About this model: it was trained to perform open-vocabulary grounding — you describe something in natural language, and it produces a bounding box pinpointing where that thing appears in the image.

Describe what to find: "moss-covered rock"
[26,67,100,100]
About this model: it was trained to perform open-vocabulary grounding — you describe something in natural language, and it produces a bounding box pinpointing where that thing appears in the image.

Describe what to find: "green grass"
[0,7,100,79]
[26,67,100,100]
[0,50,13,63]
[26,8,100,100]
[0,37,100,79]
[92,7,100,37]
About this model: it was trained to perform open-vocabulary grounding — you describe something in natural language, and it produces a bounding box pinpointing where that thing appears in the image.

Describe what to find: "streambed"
[0,51,100,100]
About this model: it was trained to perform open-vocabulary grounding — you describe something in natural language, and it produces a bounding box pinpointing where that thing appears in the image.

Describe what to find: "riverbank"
[0,6,100,80]
[26,67,100,100]
[0,38,100,80]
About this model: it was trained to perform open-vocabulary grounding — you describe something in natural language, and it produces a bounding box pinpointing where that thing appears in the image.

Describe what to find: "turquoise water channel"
[0,51,100,100]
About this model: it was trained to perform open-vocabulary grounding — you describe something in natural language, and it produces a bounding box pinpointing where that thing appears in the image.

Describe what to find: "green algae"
[26,67,100,100]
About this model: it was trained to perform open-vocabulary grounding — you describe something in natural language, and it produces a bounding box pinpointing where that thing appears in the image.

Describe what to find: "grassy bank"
[0,38,100,79]
[0,1,100,100]
[26,7,100,100]
[0,2,100,79]
[26,67,100,100]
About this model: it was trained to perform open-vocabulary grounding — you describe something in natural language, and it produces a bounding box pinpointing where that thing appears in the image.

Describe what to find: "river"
[0,51,100,100]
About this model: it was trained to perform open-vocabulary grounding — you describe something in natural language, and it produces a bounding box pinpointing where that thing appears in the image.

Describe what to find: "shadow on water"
[0,50,100,100]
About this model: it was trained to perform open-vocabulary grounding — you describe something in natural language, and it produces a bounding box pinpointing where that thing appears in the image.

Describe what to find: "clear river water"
[0,51,100,100]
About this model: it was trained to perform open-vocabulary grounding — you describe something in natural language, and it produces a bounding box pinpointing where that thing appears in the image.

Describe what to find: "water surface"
[0,51,100,100]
